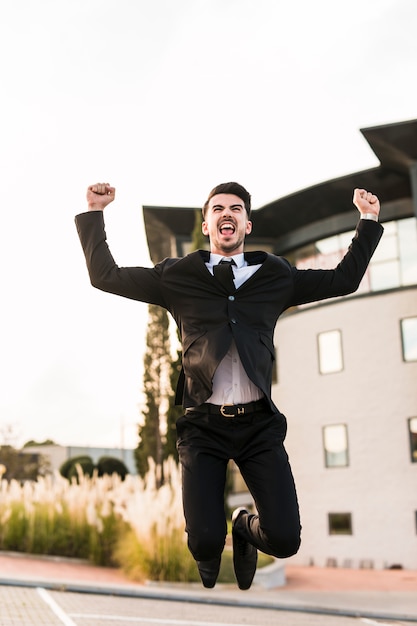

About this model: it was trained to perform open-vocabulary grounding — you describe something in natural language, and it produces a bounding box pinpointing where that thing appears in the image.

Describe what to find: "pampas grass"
[0,459,271,582]
[0,467,124,564]
[0,457,196,579]
[111,458,198,581]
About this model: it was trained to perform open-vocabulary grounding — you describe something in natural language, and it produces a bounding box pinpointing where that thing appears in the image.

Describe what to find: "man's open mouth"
[219,222,236,235]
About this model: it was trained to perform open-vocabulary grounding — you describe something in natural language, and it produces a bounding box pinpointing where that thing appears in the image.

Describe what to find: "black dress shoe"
[196,556,221,588]
[232,507,258,590]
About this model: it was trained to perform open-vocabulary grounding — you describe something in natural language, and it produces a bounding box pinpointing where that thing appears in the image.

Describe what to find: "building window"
[401,317,417,362]
[408,417,417,463]
[398,218,417,285]
[323,424,349,467]
[368,220,400,290]
[318,330,343,374]
[328,513,352,535]
[287,217,417,307]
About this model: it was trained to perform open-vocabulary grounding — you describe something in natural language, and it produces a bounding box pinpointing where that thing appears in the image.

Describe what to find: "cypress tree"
[164,336,182,463]
[135,303,171,485]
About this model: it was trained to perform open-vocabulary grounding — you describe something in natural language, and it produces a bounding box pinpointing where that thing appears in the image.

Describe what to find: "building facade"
[143,118,417,570]
[275,231,417,570]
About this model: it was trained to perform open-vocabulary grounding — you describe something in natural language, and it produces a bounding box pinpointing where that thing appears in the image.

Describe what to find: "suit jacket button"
[228,295,235,301]
[230,318,237,324]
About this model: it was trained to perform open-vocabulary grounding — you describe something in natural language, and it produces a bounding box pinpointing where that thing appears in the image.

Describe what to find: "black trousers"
[176,408,301,562]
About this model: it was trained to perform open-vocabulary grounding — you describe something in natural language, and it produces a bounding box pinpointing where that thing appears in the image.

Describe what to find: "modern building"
[142,118,417,570]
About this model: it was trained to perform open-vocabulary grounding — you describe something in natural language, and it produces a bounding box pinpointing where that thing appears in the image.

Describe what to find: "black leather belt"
[185,399,267,418]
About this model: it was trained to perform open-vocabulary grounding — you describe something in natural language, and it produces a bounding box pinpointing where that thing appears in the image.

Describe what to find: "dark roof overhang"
[143,118,417,261]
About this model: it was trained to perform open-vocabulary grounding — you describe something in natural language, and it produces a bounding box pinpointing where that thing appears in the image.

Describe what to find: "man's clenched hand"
[353,188,380,217]
[87,183,116,211]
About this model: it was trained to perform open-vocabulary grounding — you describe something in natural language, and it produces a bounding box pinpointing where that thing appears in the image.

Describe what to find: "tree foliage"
[23,439,56,447]
[165,336,182,463]
[135,303,172,485]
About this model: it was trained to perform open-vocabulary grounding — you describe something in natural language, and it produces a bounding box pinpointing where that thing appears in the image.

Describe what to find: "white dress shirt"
[205,252,264,405]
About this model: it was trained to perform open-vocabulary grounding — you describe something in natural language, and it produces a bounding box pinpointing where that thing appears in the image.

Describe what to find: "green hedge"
[59,455,129,481]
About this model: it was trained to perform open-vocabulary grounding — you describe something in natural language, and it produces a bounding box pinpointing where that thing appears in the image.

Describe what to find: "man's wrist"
[360,213,379,222]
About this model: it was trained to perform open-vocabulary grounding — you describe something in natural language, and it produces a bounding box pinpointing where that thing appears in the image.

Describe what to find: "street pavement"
[0,552,416,625]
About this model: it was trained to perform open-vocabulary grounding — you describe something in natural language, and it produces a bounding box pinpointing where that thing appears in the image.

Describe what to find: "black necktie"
[213,259,236,292]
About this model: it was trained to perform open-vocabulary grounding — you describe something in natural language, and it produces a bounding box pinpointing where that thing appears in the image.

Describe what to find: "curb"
[1,575,417,623]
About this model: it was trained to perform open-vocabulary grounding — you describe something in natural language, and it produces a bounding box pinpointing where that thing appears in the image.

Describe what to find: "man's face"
[202,193,252,256]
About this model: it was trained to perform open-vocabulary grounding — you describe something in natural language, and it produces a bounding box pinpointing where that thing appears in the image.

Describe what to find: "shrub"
[67,459,95,482]
[59,455,94,480]
[97,456,128,480]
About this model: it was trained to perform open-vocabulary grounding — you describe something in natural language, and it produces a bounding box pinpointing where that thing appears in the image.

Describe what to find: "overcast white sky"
[0,0,416,449]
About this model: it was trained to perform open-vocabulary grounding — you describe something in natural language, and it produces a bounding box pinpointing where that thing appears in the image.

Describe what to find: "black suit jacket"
[75,212,383,410]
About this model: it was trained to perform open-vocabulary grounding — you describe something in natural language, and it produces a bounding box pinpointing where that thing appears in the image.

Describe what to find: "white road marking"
[69,613,252,625]
[36,587,78,625]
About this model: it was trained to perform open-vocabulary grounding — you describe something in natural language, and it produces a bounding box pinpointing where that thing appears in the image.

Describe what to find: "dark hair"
[202,182,251,219]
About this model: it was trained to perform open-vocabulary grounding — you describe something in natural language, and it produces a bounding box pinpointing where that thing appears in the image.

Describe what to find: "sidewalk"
[1,551,416,622]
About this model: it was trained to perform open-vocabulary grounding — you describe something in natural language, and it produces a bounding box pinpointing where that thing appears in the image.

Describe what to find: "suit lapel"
[244,251,267,265]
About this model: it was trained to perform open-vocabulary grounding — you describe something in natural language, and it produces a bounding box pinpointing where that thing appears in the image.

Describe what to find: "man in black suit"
[76,181,382,590]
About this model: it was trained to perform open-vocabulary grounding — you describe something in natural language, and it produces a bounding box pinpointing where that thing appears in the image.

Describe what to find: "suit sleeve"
[75,211,167,307]
[289,219,384,307]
